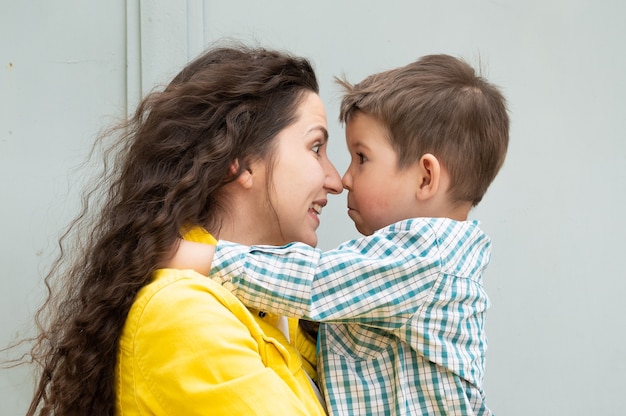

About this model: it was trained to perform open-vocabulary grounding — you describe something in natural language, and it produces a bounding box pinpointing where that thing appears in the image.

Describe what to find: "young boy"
[173,54,509,415]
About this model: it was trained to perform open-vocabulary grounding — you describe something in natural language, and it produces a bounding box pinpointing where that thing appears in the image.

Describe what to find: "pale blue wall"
[2,1,625,414]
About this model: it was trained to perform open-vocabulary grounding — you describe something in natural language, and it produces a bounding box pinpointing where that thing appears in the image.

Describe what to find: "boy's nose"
[341,170,352,191]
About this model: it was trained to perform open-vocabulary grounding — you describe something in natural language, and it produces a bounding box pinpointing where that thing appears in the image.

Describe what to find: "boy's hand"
[166,239,215,276]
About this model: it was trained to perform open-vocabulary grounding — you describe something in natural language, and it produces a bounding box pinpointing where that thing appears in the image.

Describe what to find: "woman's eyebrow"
[307,126,329,141]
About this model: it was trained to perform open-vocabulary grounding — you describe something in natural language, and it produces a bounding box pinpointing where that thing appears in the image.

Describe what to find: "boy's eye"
[357,152,366,163]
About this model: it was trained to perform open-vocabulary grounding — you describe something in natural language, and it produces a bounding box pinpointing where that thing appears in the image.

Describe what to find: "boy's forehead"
[345,112,392,144]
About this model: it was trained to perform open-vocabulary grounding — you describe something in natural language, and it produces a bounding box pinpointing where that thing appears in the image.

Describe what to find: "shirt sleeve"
[210,221,442,329]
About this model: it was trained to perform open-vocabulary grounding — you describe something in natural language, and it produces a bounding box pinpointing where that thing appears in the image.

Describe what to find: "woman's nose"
[324,161,343,195]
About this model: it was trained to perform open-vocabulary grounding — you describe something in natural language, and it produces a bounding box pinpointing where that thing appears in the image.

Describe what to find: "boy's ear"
[230,159,254,189]
[416,153,441,200]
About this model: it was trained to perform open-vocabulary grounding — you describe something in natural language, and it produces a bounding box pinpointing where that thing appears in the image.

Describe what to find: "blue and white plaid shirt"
[210,218,493,415]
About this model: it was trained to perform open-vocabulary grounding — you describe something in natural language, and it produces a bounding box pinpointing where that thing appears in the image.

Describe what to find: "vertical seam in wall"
[201,0,206,49]
[186,0,205,60]
[137,0,142,95]
[186,0,190,60]
[123,0,128,115]
[125,0,142,117]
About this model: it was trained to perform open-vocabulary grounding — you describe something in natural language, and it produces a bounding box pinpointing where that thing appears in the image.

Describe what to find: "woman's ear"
[416,153,441,201]
[229,159,240,176]
[230,159,254,189]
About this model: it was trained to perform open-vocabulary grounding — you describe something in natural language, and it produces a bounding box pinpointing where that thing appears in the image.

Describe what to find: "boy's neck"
[416,194,472,222]
[446,203,471,221]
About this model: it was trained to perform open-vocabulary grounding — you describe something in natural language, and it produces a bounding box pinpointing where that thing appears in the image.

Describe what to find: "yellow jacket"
[115,230,324,415]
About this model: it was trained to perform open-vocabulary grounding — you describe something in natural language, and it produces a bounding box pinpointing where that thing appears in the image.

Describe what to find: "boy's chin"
[300,233,318,248]
[353,222,374,237]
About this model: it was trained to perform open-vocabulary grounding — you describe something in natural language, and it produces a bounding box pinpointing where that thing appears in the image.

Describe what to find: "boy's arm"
[171,220,489,331]
[210,226,445,328]
[166,235,423,326]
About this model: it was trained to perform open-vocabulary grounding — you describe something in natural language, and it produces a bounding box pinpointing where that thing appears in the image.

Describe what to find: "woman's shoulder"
[124,269,257,339]
[138,268,235,306]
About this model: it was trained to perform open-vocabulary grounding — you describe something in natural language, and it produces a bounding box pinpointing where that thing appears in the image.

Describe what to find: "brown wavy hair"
[24,44,319,415]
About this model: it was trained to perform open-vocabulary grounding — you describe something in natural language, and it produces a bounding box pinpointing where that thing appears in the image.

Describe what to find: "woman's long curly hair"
[25,44,319,415]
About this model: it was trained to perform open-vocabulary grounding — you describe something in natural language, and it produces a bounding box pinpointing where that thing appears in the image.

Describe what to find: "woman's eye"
[312,144,321,154]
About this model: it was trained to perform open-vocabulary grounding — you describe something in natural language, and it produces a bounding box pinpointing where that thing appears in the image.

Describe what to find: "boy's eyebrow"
[352,139,370,150]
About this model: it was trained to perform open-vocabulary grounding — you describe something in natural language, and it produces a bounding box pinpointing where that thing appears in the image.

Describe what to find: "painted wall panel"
[0,2,128,414]
[2,1,625,414]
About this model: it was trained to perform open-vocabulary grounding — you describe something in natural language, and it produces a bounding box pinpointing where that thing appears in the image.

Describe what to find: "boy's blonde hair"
[338,54,509,206]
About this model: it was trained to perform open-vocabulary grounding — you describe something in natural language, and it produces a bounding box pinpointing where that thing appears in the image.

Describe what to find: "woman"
[26,44,342,415]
